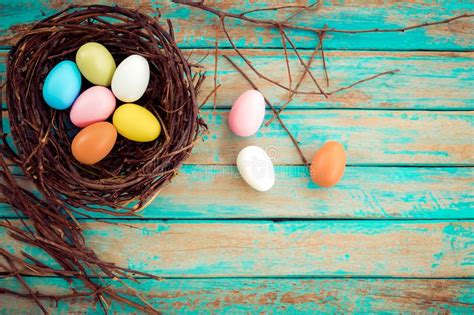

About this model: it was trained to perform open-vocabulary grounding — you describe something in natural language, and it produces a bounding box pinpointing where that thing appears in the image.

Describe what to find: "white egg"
[236,145,275,192]
[111,54,150,102]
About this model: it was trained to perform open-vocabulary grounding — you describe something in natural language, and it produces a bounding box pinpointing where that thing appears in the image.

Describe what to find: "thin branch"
[281,30,327,97]
[213,21,219,110]
[174,1,473,35]
[3,254,47,314]
[327,69,400,95]
[199,84,222,109]
[319,31,329,87]
[223,55,308,165]
[266,68,400,125]
[239,5,309,17]
[266,39,323,126]
[0,286,107,301]
[219,17,308,94]
[283,1,321,23]
[279,26,292,96]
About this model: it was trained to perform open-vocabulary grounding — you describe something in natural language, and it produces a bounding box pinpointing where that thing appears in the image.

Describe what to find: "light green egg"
[76,42,116,86]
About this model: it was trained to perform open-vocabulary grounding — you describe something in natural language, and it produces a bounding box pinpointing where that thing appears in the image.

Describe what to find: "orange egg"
[310,141,346,187]
[71,122,117,165]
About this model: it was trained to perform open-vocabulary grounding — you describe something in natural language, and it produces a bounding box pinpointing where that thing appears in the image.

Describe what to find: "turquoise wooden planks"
[189,110,474,165]
[2,50,473,110]
[0,0,472,313]
[1,277,473,314]
[1,166,473,220]
[193,50,474,110]
[3,109,473,165]
[1,1,473,50]
[2,220,473,277]
[2,109,473,165]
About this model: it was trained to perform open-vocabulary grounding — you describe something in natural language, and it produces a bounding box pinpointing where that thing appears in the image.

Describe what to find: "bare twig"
[174,1,473,35]
[266,67,400,125]
[213,21,219,110]
[199,83,222,109]
[239,5,308,17]
[319,31,329,87]
[281,30,327,97]
[219,17,309,94]
[279,26,292,96]
[266,39,323,126]
[327,69,400,95]
[283,1,321,23]
[223,55,308,165]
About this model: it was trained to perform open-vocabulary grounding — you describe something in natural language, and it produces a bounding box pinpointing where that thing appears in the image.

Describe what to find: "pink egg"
[228,89,265,137]
[70,86,116,128]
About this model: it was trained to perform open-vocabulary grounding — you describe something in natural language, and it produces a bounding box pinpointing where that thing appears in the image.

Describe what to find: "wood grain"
[3,109,473,166]
[190,110,474,165]
[1,166,473,220]
[1,277,473,314]
[1,1,473,50]
[195,50,474,110]
[2,220,473,277]
[1,1,473,312]
[2,50,474,110]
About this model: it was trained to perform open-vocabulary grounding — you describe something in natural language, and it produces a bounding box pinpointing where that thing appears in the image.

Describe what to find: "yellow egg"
[113,103,161,142]
[76,42,116,86]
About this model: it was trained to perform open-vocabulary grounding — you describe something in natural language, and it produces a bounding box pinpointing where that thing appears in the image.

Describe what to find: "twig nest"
[5,5,206,211]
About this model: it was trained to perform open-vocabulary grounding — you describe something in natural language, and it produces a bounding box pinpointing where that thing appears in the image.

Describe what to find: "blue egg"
[42,60,82,110]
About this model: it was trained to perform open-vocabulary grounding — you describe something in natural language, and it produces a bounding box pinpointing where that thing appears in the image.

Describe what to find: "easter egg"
[71,122,117,165]
[42,60,82,110]
[113,104,161,142]
[228,89,265,137]
[76,42,116,86]
[112,54,150,102]
[237,145,275,192]
[70,86,116,128]
[310,141,347,188]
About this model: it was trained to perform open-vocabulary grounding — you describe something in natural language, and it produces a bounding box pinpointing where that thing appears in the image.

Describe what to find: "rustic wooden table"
[1,0,473,313]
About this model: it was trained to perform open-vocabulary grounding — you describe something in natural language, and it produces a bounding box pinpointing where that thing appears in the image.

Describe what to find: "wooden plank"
[1,277,473,314]
[1,1,473,50]
[188,50,474,111]
[1,166,473,220]
[190,110,474,165]
[2,220,473,277]
[3,110,472,166]
[2,50,474,111]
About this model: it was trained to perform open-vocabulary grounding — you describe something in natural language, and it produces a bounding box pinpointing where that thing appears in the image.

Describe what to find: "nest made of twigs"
[4,5,205,214]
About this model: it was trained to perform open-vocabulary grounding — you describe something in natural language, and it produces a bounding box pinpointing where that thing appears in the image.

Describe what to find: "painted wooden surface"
[1,1,473,50]
[2,50,474,111]
[1,166,473,219]
[2,220,473,277]
[3,110,474,166]
[0,0,473,313]
[2,277,473,314]
[191,110,474,165]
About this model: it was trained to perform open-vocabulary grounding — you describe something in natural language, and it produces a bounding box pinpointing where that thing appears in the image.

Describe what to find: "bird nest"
[3,5,206,214]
